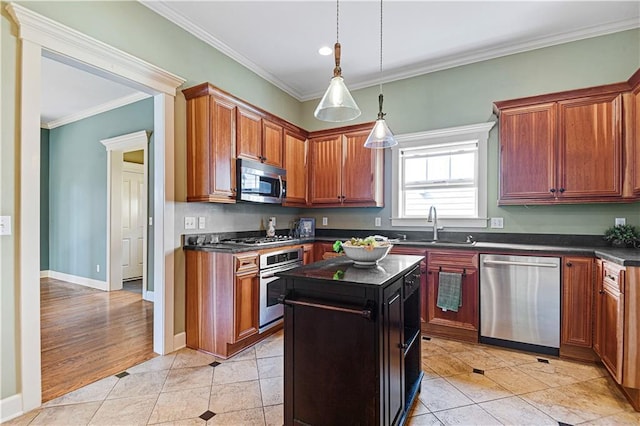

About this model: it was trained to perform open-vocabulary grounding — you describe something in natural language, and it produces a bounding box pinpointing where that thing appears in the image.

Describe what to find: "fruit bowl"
[341,241,393,267]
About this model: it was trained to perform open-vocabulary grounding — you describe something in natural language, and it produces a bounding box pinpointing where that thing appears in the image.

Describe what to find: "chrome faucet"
[427,205,438,241]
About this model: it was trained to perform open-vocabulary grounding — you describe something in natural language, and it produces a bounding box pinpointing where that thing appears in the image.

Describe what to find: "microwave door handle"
[278,175,284,200]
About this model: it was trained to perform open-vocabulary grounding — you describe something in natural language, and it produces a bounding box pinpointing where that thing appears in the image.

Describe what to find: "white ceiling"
[42,1,639,127]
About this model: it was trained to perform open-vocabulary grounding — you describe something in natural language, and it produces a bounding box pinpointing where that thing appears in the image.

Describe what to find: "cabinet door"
[342,130,384,206]
[234,270,259,342]
[283,130,308,206]
[313,242,342,261]
[309,135,343,204]
[262,119,283,167]
[633,85,640,195]
[499,103,556,202]
[302,244,314,265]
[600,280,624,383]
[593,259,604,357]
[557,94,622,199]
[561,257,594,348]
[383,281,404,426]
[185,94,236,202]
[390,247,427,324]
[236,107,263,162]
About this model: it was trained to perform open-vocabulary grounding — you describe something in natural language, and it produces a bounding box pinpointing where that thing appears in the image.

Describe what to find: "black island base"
[276,254,425,426]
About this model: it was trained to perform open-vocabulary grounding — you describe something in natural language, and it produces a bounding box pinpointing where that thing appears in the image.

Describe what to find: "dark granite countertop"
[275,254,423,287]
[182,232,640,266]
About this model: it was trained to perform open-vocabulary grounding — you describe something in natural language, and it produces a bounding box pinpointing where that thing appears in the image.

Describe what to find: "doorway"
[9,3,185,412]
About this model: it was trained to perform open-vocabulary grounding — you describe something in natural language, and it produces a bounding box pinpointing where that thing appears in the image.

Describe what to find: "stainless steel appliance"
[259,247,303,331]
[480,254,560,356]
[237,158,286,204]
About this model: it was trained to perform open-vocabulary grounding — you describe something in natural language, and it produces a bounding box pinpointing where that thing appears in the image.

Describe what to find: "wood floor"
[40,277,155,402]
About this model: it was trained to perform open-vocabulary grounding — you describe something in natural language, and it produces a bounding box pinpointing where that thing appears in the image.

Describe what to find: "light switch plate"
[0,216,11,235]
[490,217,504,229]
[615,217,626,226]
[375,217,381,227]
[184,216,196,230]
[322,217,328,226]
[198,217,206,229]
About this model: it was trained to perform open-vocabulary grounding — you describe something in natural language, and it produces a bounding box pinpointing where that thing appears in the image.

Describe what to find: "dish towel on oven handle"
[436,271,462,312]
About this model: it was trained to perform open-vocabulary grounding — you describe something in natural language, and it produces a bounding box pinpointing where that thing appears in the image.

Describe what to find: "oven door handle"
[261,272,280,279]
[279,296,374,321]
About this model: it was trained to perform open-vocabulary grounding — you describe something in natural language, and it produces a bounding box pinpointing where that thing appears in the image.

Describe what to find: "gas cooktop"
[219,235,297,246]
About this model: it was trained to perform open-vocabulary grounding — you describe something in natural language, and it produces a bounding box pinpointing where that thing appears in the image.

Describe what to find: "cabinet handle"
[337,196,342,199]
[549,188,556,193]
[262,156,267,163]
[559,188,565,193]
[605,274,617,281]
[566,262,572,267]
[599,290,605,294]
[398,343,408,349]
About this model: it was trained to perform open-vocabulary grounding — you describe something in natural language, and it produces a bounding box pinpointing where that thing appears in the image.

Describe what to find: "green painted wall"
[48,98,153,281]
[40,129,50,270]
[299,29,640,236]
[2,0,639,404]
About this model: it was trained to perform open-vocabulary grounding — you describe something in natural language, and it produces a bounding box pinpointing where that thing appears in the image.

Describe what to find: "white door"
[122,162,145,280]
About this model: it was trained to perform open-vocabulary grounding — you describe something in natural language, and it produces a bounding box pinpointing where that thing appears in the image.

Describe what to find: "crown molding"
[101,130,151,152]
[6,3,185,96]
[41,93,151,129]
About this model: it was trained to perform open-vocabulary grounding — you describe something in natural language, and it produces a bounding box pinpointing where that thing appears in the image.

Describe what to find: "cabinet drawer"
[428,250,478,269]
[235,252,259,273]
[404,266,421,298]
[603,262,625,293]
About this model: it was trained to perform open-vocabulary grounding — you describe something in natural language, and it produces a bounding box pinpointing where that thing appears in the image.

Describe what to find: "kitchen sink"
[391,239,477,246]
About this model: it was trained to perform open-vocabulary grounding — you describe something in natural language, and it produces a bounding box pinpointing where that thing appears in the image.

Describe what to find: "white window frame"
[391,122,495,229]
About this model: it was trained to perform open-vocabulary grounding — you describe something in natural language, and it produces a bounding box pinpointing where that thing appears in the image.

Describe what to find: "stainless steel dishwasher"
[480,254,560,356]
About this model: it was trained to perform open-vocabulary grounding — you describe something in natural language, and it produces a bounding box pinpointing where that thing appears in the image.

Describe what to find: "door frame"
[101,131,150,295]
[7,3,185,412]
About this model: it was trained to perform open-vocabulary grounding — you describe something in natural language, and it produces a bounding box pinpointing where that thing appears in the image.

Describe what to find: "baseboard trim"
[46,270,108,291]
[173,332,186,351]
[40,270,50,278]
[143,290,154,302]
[1,393,23,423]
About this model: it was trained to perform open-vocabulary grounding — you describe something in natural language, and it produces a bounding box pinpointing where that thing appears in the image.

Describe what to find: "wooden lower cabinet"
[302,243,314,265]
[594,260,640,411]
[313,241,343,260]
[424,250,479,342]
[185,249,278,359]
[560,256,597,361]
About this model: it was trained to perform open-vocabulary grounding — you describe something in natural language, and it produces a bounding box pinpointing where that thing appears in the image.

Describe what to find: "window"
[391,122,495,228]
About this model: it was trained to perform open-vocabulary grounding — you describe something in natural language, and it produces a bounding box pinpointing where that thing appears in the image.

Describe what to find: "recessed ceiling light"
[318,46,332,56]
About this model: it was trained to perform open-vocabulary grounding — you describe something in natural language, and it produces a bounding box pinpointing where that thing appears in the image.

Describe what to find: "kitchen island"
[276,254,424,426]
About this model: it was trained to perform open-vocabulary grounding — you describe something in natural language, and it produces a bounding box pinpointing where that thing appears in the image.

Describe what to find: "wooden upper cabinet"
[557,94,622,199]
[262,119,284,168]
[308,123,383,207]
[495,70,639,204]
[309,134,343,205]
[283,130,308,206]
[236,107,263,163]
[342,130,383,205]
[499,103,556,201]
[183,83,237,203]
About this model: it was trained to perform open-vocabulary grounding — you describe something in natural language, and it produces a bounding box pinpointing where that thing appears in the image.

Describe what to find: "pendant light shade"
[364,94,397,148]
[314,2,361,122]
[365,0,397,149]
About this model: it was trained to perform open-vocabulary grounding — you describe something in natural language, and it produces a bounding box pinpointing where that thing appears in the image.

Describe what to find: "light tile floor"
[6,331,640,425]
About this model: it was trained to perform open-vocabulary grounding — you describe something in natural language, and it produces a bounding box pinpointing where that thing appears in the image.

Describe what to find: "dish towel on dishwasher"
[437,272,462,312]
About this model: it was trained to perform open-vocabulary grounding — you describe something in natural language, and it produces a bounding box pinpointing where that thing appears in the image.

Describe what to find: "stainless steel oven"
[259,247,303,331]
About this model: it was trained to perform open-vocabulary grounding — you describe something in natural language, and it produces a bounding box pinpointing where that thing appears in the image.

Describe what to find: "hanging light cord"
[379,0,383,94]
[333,0,342,77]
[336,0,339,44]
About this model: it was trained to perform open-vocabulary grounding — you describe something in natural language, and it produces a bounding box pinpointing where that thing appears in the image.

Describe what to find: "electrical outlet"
[184,216,196,230]
[615,217,626,226]
[490,217,504,229]
[0,216,11,235]
[198,217,206,229]
[322,217,328,226]
[375,217,381,227]
[149,217,153,226]
[96,264,100,273]
[269,216,276,227]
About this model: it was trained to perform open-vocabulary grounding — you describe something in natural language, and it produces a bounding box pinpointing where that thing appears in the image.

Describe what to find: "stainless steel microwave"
[237,158,286,204]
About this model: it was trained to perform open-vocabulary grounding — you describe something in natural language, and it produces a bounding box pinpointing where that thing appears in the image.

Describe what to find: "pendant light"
[314,0,361,122]
[364,0,397,149]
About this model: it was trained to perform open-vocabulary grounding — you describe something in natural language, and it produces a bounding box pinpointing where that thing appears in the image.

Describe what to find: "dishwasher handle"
[482,259,558,268]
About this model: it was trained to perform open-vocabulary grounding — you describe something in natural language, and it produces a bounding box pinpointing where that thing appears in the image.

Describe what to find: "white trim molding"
[0,394,23,423]
[42,93,151,129]
[6,3,185,96]
[173,332,186,351]
[143,290,154,303]
[46,271,108,291]
[7,2,184,413]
